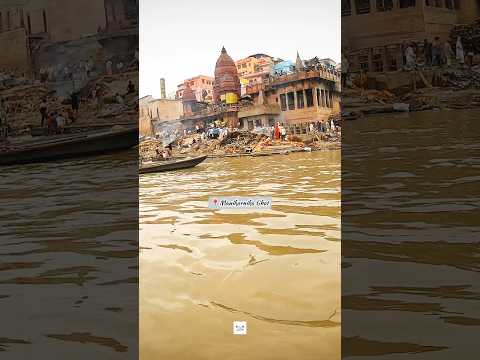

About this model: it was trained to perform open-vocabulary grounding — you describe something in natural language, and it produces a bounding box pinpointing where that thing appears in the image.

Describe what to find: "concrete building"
[176,75,214,103]
[342,0,478,72]
[241,63,341,134]
[236,54,274,93]
[139,95,183,136]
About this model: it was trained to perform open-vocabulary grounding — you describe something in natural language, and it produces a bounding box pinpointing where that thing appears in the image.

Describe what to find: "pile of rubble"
[139,138,163,162]
[173,129,339,157]
[2,71,138,136]
[441,67,480,89]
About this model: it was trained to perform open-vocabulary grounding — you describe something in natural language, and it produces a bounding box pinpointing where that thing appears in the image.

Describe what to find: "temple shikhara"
[140,46,340,137]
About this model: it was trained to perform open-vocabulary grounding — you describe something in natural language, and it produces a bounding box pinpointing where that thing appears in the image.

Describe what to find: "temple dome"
[213,47,241,104]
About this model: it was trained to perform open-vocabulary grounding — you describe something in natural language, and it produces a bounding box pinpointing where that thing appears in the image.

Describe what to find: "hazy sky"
[140,0,340,98]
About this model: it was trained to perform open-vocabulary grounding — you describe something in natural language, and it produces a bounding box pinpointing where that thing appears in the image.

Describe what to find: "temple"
[141,47,340,137]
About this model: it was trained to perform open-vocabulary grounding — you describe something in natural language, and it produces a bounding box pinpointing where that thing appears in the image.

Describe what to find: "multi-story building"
[236,54,274,90]
[240,64,341,134]
[176,75,214,103]
[342,0,479,72]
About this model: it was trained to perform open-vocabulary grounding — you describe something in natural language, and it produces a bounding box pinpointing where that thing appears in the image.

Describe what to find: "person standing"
[405,42,416,70]
[432,37,441,66]
[47,112,57,135]
[424,39,432,66]
[456,37,465,66]
[71,93,80,115]
[106,60,113,75]
[127,80,135,94]
[56,112,66,134]
[443,40,454,67]
[40,98,48,127]
[274,122,280,140]
[280,125,286,141]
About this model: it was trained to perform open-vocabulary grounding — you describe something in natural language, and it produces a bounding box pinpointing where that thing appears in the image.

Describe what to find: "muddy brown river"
[140,151,341,359]
[342,110,480,359]
[0,151,138,358]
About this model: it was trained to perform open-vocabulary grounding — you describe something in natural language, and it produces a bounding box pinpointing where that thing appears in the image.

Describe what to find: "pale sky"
[140,0,340,98]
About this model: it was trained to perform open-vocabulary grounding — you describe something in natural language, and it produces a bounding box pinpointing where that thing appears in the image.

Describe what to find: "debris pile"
[2,71,138,136]
[139,138,163,162]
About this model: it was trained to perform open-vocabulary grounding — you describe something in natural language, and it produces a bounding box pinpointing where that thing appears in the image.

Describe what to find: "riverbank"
[1,71,138,137]
[343,65,480,120]
[139,129,340,162]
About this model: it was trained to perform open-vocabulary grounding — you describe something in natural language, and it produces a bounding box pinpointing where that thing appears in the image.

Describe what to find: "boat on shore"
[140,155,207,174]
[0,127,138,166]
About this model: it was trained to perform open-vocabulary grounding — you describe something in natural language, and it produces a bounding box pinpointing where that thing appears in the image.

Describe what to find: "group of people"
[272,122,287,141]
[39,59,95,83]
[405,36,469,69]
[39,97,74,135]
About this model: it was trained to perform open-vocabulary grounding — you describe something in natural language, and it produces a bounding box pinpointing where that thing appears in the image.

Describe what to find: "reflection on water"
[140,151,340,360]
[0,152,138,358]
[342,110,480,359]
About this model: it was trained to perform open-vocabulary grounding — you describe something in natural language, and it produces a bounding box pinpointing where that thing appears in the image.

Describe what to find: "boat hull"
[0,128,138,166]
[140,155,207,174]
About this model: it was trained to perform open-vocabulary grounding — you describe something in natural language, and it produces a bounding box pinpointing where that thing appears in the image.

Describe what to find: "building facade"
[176,75,214,103]
[0,0,106,73]
[139,96,183,136]
[342,0,477,72]
[241,67,340,134]
[236,54,274,94]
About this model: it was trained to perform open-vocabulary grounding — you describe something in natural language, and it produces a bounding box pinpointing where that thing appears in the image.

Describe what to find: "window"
[239,119,244,128]
[399,0,416,7]
[305,89,314,107]
[296,90,304,109]
[355,0,371,14]
[280,94,287,111]
[202,79,205,84]
[268,118,275,126]
[341,0,352,16]
[255,119,262,127]
[247,120,254,130]
[6,11,10,28]
[377,0,393,11]
[287,92,295,110]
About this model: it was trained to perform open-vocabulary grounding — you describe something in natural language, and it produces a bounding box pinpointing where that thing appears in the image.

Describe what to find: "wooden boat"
[140,155,207,174]
[0,127,138,166]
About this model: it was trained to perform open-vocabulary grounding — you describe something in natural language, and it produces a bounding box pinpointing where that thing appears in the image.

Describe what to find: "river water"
[140,151,341,359]
[342,110,480,359]
[0,152,138,358]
